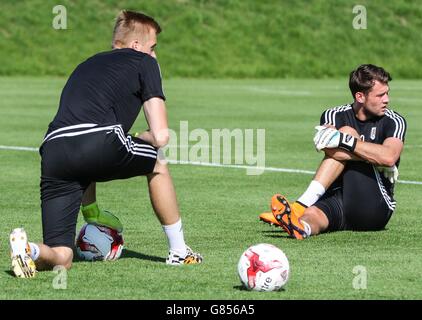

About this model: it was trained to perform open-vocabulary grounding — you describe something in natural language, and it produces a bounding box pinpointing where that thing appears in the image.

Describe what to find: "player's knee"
[339,126,360,139]
[52,247,73,270]
[60,260,73,270]
[61,256,73,270]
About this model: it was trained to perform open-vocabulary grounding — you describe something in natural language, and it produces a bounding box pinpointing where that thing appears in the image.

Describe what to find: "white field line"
[0,145,39,152]
[1,144,421,185]
[167,159,315,175]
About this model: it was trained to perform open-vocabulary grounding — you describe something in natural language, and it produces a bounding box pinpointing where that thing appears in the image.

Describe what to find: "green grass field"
[0,77,421,300]
[1,0,422,78]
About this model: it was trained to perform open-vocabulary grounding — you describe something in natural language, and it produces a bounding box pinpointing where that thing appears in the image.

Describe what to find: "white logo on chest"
[370,127,377,140]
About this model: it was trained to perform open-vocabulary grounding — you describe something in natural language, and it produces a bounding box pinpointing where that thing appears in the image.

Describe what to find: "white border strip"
[1,144,421,185]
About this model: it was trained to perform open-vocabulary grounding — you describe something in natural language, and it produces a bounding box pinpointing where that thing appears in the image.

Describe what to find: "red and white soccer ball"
[237,243,290,291]
[76,224,124,261]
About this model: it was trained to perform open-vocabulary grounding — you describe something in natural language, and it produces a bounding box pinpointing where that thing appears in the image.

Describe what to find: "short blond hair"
[112,10,161,48]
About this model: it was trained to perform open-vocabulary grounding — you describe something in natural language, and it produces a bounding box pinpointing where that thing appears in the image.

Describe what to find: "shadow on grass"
[72,249,166,264]
[233,285,249,291]
[4,270,15,278]
[262,228,390,240]
[233,285,287,292]
[3,250,166,277]
[261,230,291,239]
[120,249,166,263]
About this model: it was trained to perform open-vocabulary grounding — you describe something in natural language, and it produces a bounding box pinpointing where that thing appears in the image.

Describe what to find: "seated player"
[9,10,203,278]
[259,64,406,239]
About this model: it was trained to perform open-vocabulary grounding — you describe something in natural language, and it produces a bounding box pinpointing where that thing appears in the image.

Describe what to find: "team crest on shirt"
[370,127,377,140]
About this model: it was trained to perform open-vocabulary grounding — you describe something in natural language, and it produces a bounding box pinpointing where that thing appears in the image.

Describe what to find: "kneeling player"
[259,64,406,239]
[9,11,202,278]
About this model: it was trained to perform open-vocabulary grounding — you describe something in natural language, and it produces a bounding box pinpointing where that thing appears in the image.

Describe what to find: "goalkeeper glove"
[313,126,357,152]
[377,165,399,184]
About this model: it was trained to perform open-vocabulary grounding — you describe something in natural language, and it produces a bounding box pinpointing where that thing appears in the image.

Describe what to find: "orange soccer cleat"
[259,212,281,226]
[258,212,289,233]
[271,194,307,240]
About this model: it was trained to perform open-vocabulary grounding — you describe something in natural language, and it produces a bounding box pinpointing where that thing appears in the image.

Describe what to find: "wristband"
[338,132,357,152]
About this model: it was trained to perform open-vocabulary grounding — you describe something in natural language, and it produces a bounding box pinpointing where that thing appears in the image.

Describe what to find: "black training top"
[46,48,165,135]
[320,103,407,167]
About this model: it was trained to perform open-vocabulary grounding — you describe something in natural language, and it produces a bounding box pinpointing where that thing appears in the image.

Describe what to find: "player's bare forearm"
[323,148,363,162]
[142,97,170,148]
[316,126,403,167]
[353,138,403,167]
[136,130,156,146]
[327,141,401,166]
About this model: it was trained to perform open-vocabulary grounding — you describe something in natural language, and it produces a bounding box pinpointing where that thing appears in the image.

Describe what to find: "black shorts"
[314,162,395,232]
[40,124,158,248]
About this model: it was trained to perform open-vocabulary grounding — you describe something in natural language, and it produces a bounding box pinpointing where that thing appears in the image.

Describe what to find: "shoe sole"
[166,253,203,266]
[182,256,203,265]
[272,195,305,240]
[259,215,289,233]
[11,255,36,278]
[166,259,203,266]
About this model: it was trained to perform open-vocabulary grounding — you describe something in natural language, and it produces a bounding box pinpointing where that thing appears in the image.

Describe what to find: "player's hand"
[313,126,357,153]
[313,126,341,151]
[377,165,399,184]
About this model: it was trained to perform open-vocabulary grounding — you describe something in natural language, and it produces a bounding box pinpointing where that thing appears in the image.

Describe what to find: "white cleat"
[166,246,203,266]
[10,228,36,278]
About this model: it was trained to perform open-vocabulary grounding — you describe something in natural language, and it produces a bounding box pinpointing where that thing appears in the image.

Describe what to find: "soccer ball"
[237,243,290,291]
[76,224,124,261]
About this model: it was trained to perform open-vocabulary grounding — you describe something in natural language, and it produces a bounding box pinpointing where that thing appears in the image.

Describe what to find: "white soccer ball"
[237,243,290,291]
[76,224,124,261]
